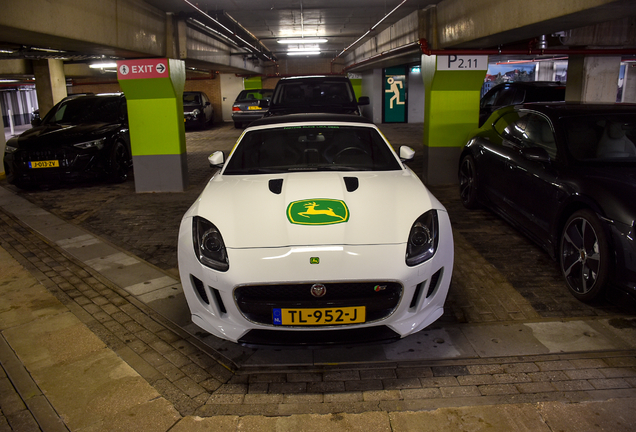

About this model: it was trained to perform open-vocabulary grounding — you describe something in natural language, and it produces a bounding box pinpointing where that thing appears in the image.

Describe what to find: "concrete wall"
[408,67,425,123]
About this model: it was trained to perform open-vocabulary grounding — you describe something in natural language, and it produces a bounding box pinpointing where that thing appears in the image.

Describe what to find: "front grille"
[234,282,402,326]
[16,149,77,168]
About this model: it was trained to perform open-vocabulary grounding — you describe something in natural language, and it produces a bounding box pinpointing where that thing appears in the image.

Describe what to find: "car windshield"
[43,96,121,125]
[272,81,355,106]
[564,114,636,162]
[223,125,402,174]
[236,90,273,101]
[183,92,202,105]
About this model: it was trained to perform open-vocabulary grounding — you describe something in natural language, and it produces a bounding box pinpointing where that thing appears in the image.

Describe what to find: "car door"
[475,111,525,214]
[499,111,562,248]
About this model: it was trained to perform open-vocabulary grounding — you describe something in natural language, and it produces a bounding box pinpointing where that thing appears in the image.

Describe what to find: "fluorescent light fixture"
[287,51,321,56]
[89,62,118,69]
[278,38,327,44]
[0,79,19,83]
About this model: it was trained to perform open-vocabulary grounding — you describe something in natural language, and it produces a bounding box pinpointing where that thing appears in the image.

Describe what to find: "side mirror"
[399,146,415,161]
[259,99,270,108]
[358,96,370,106]
[205,101,211,106]
[520,147,550,163]
[208,151,225,168]
[31,118,42,127]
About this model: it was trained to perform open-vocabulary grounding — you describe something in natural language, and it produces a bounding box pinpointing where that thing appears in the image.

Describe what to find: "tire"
[559,209,610,302]
[108,141,131,183]
[458,155,479,209]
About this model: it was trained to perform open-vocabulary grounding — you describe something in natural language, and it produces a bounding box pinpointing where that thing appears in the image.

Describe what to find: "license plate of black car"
[29,160,59,169]
[273,306,365,325]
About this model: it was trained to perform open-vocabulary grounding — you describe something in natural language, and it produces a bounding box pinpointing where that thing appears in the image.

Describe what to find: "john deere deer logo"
[287,199,349,225]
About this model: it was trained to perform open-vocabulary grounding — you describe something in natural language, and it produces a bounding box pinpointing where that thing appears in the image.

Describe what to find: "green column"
[117,58,187,192]
[422,55,487,185]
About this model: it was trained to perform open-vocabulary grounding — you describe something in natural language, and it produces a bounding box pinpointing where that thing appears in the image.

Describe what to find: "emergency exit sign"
[117,59,169,80]
[437,55,488,71]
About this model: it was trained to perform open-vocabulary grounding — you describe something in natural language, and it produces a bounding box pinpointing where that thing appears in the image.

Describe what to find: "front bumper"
[4,148,106,186]
[177,211,454,344]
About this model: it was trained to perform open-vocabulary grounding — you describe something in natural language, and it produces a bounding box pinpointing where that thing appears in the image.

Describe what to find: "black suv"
[267,76,369,116]
[4,93,131,189]
[479,81,566,126]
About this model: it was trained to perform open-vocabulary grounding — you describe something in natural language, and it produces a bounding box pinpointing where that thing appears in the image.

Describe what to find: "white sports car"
[177,114,454,345]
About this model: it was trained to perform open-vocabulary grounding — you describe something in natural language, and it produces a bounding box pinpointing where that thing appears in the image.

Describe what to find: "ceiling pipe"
[335,0,410,59]
[182,0,276,62]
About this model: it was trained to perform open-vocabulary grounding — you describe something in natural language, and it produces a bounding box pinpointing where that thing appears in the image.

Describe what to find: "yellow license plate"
[247,106,262,110]
[273,306,365,325]
[29,160,59,169]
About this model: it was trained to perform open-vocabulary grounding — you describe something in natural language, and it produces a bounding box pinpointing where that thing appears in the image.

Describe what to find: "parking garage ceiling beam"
[435,0,636,49]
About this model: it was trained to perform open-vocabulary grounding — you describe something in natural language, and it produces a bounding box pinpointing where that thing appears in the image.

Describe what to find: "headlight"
[4,144,18,154]
[74,138,105,150]
[193,216,229,271]
[405,210,439,266]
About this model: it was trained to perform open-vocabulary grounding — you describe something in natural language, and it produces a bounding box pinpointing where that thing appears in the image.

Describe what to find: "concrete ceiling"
[146,0,437,59]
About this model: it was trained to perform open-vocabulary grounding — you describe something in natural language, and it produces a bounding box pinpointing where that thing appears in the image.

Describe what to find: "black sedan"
[4,93,131,189]
[183,91,214,128]
[459,102,636,302]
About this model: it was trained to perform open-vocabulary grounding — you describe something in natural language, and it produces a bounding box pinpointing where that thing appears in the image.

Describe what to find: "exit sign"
[437,55,488,71]
[117,59,169,80]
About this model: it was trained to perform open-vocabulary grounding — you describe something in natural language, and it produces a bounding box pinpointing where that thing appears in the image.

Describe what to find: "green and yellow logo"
[287,199,349,225]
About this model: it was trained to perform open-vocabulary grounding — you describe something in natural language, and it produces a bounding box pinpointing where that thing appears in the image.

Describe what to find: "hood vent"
[344,177,359,192]
[269,178,283,194]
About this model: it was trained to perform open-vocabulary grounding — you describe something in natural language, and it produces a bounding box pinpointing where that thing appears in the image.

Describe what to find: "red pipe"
[419,38,636,56]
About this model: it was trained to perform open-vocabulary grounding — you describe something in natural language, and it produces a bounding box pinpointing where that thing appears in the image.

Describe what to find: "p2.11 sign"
[437,55,488,71]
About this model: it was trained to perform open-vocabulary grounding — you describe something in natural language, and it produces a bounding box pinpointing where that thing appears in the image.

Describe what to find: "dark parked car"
[459,102,636,302]
[4,93,131,189]
[266,75,369,117]
[183,91,214,128]
[231,89,273,128]
[479,81,566,126]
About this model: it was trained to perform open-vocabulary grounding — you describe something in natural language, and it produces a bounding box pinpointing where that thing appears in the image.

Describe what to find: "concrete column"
[32,59,67,118]
[421,54,487,185]
[565,55,621,103]
[118,58,188,193]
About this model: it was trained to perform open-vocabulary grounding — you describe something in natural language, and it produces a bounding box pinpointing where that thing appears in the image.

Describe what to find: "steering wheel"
[334,147,369,164]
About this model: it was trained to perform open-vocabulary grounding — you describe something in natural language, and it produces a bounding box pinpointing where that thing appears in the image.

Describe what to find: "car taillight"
[232,106,241,112]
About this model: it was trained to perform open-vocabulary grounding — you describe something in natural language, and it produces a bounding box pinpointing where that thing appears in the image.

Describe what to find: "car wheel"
[459,155,479,209]
[560,209,610,302]
[108,141,130,183]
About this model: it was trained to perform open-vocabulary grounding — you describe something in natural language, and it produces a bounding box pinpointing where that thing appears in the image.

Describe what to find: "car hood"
[10,123,120,147]
[571,165,636,224]
[185,170,444,249]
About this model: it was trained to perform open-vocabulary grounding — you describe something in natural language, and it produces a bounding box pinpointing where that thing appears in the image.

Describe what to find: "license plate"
[273,306,365,326]
[248,106,262,110]
[29,160,59,169]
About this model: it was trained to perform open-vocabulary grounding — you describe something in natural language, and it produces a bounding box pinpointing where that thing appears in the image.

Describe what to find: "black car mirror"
[520,147,551,163]
[259,99,270,108]
[31,118,42,127]
[358,96,370,106]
